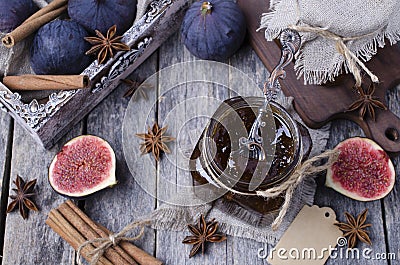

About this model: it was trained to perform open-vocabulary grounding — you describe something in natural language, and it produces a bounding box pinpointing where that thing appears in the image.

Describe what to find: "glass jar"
[190,96,312,226]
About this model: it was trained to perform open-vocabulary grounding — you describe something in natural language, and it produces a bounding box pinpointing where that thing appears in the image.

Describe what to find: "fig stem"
[201,2,213,15]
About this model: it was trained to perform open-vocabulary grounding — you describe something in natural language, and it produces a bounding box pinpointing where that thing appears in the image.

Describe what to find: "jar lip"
[202,96,303,193]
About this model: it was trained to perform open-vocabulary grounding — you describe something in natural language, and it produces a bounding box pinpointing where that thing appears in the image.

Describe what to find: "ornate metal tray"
[0,0,189,148]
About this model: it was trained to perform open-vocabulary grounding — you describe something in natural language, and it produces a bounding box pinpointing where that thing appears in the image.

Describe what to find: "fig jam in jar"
[190,96,311,226]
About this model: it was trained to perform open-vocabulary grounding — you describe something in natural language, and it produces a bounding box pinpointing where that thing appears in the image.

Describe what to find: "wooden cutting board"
[237,0,400,153]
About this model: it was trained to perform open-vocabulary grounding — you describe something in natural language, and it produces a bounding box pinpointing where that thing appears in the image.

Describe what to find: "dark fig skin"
[30,20,92,75]
[68,0,138,35]
[181,0,246,61]
[0,0,38,33]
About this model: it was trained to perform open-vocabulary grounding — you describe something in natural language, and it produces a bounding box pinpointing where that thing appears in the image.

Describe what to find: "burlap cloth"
[259,0,400,85]
[142,91,330,245]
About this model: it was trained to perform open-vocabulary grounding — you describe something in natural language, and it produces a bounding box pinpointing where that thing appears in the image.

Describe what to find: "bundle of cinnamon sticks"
[2,0,68,48]
[46,200,163,265]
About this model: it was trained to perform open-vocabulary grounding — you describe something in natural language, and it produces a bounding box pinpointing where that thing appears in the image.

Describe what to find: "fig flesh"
[49,135,117,198]
[0,0,37,33]
[68,0,137,35]
[326,137,395,201]
[30,20,92,75]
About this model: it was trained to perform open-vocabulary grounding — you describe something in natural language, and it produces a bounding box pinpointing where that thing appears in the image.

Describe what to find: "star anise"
[7,175,39,220]
[135,122,175,161]
[121,79,152,99]
[335,209,372,249]
[182,215,227,258]
[84,25,130,65]
[347,82,387,121]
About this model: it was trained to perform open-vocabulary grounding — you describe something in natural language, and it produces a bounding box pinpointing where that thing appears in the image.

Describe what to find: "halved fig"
[326,137,395,201]
[49,135,117,198]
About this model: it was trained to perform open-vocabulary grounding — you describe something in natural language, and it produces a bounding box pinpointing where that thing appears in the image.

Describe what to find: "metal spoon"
[239,28,301,161]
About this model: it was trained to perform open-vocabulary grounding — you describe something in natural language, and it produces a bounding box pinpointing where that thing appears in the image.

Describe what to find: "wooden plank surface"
[0,113,10,189]
[156,31,200,265]
[0,22,398,265]
[0,112,11,257]
[314,120,388,265]
[83,52,160,258]
[383,88,400,262]
[155,31,230,265]
[2,121,83,264]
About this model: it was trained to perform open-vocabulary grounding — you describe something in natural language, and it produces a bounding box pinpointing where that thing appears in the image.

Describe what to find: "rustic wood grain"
[382,87,400,262]
[2,121,83,264]
[0,7,399,264]
[155,31,231,265]
[237,0,400,153]
[0,113,11,189]
[0,112,11,259]
[83,53,160,260]
[314,121,388,264]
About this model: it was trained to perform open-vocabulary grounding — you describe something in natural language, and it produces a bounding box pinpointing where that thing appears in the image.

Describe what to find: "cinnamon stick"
[3,75,90,91]
[2,0,68,48]
[46,209,113,265]
[24,0,68,24]
[98,224,163,265]
[58,203,136,265]
[65,200,163,265]
[62,202,138,265]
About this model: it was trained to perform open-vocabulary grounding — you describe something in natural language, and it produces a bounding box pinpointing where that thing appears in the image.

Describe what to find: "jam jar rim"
[201,96,303,194]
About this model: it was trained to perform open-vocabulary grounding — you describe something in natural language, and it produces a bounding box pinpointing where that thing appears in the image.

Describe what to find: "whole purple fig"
[0,0,38,33]
[181,0,246,61]
[68,0,137,35]
[30,20,92,75]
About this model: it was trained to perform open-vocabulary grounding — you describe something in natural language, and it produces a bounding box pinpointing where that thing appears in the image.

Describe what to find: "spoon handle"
[239,29,301,160]
[264,29,301,101]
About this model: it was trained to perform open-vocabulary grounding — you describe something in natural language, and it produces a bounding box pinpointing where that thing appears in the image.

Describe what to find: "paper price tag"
[268,205,343,265]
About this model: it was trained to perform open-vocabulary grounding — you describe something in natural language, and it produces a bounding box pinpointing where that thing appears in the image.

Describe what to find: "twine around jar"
[207,149,340,230]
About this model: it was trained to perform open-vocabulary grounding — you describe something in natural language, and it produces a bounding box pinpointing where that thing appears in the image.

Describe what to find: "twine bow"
[207,149,340,231]
[288,24,379,87]
[256,149,339,230]
[77,220,151,265]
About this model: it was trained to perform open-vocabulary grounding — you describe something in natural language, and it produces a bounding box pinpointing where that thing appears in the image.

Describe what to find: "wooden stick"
[65,200,163,265]
[2,4,67,48]
[3,75,90,91]
[46,209,113,265]
[58,203,136,265]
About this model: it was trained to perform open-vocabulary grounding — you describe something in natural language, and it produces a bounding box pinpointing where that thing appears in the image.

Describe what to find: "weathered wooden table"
[0,32,399,265]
